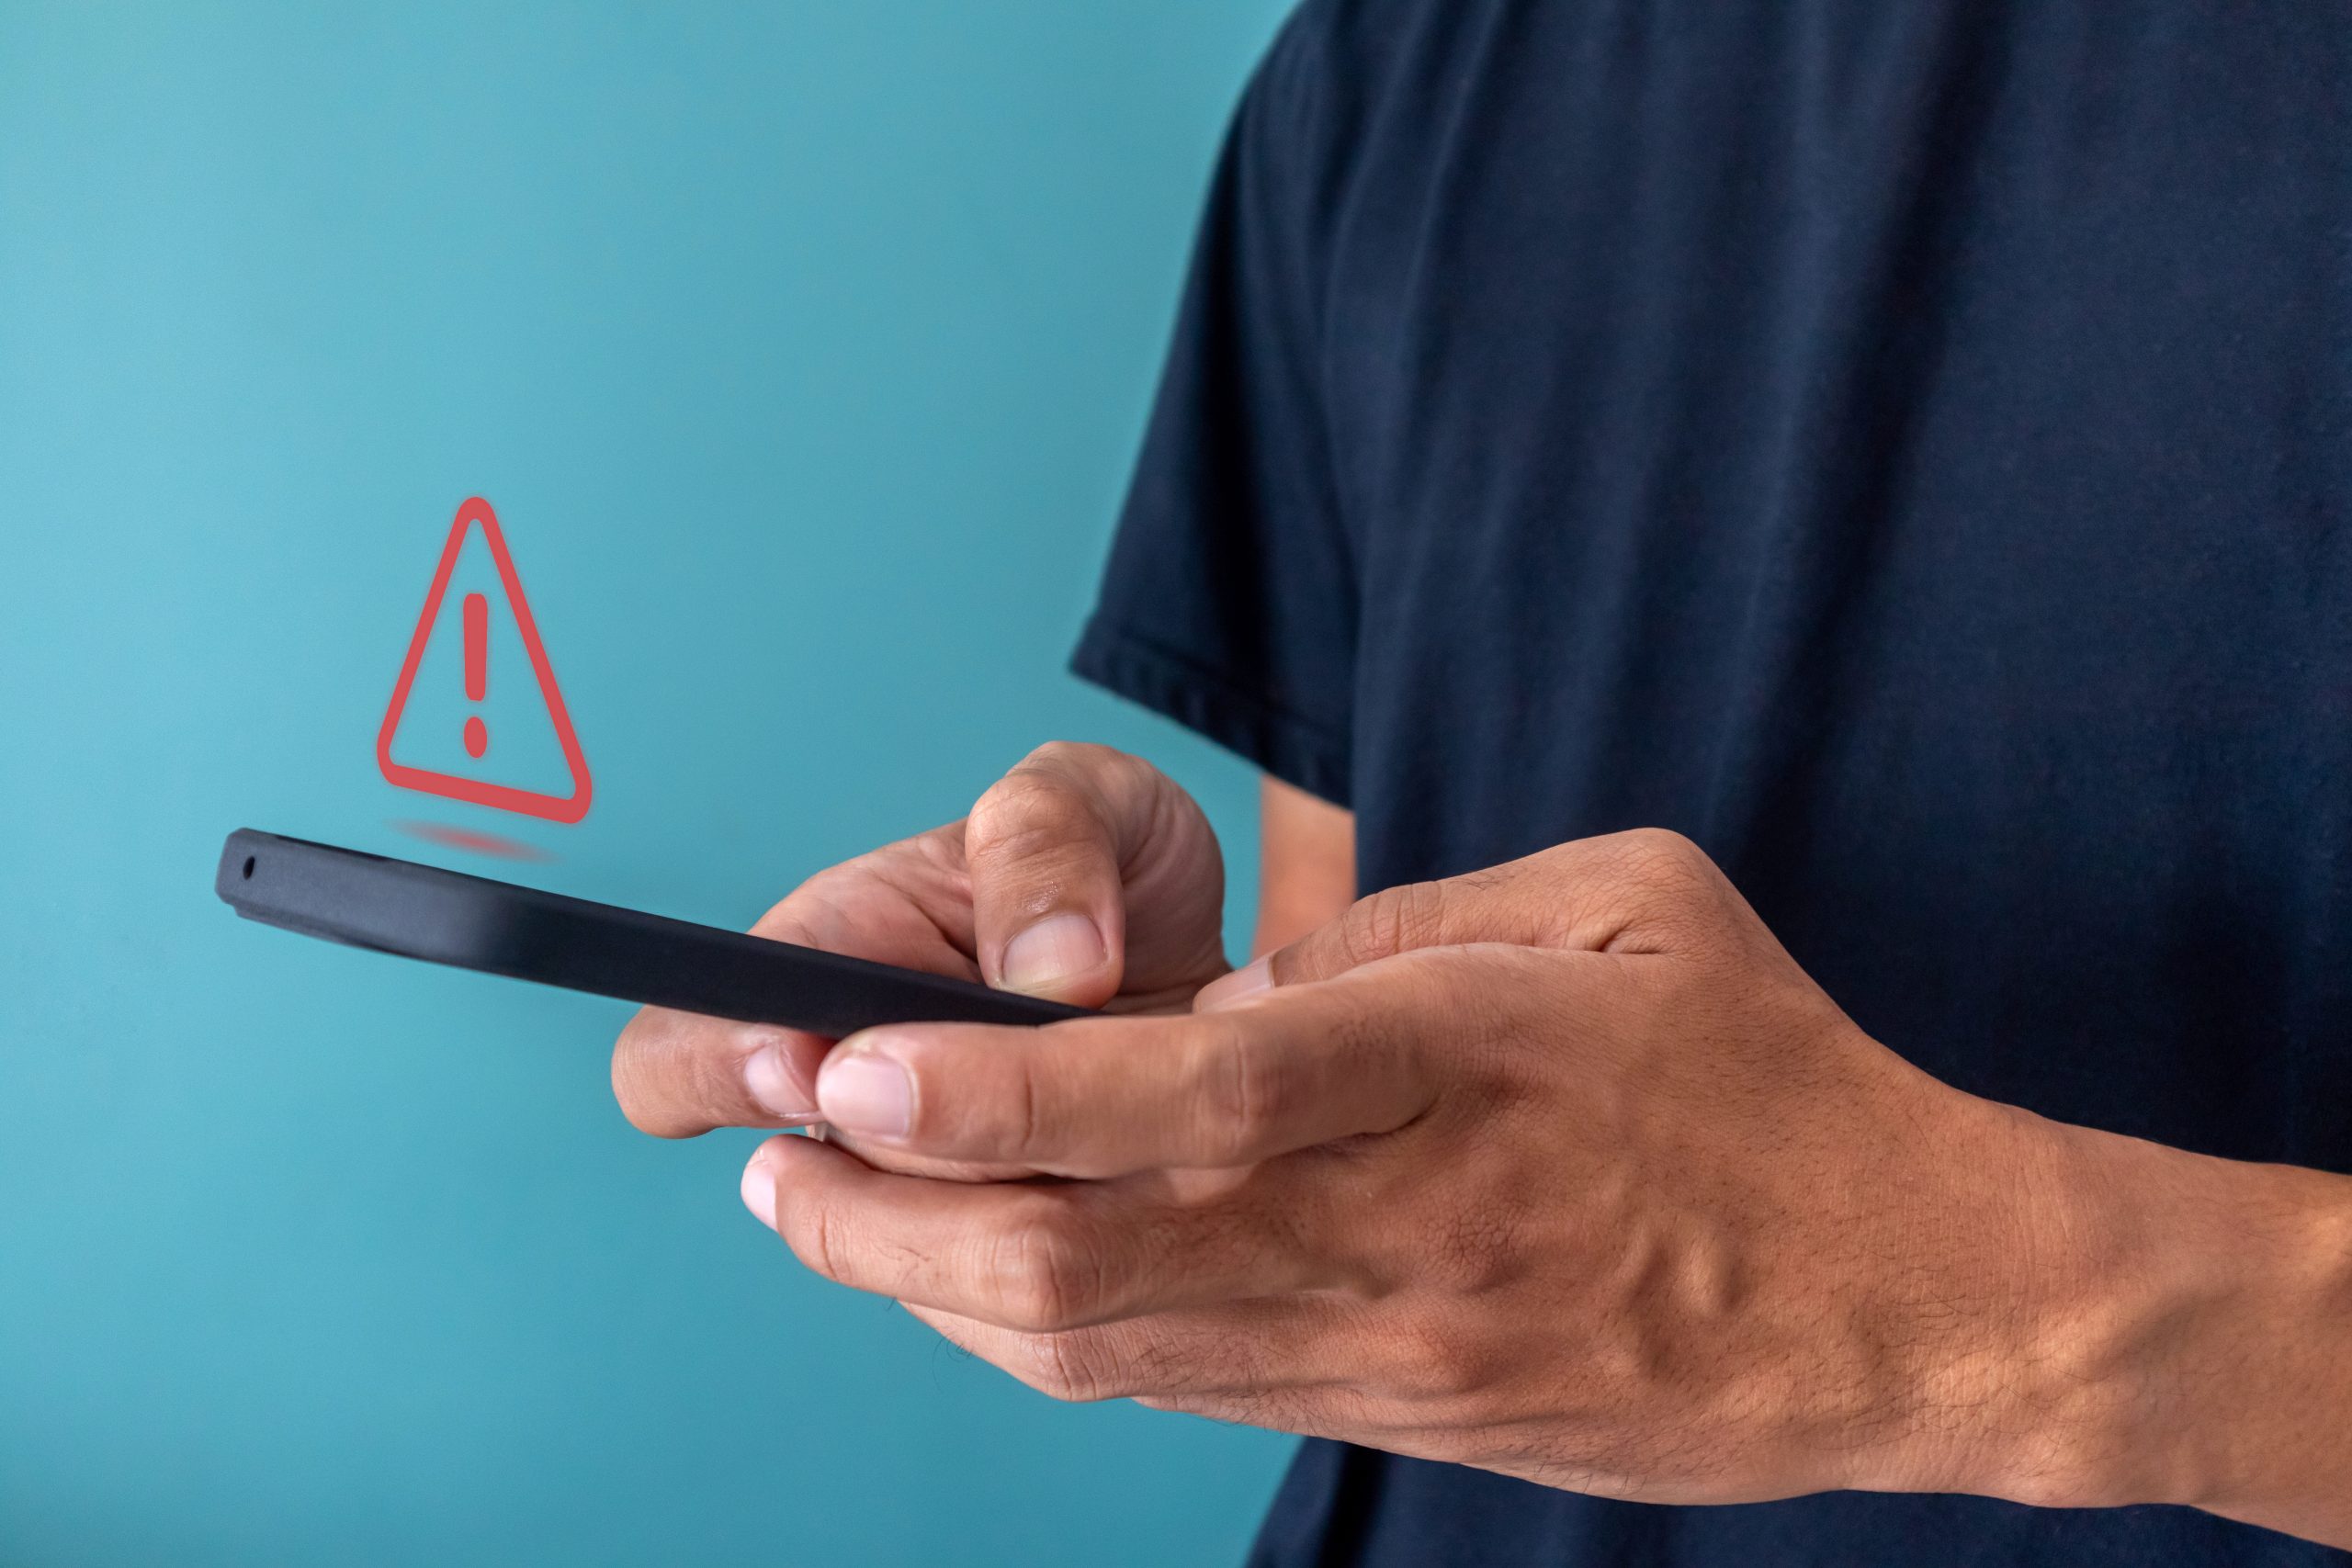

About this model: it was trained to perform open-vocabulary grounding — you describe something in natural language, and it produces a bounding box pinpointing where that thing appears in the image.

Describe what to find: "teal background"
[0,4,1296,1564]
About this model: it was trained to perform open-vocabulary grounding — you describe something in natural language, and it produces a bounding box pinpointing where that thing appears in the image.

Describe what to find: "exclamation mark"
[462,591,489,759]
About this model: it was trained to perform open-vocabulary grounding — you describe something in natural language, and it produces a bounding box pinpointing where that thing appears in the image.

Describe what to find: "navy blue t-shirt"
[1073,1,2350,1563]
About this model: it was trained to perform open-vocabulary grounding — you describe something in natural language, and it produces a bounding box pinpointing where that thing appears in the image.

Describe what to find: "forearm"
[1252,775,1355,954]
[1982,1114,2352,1544]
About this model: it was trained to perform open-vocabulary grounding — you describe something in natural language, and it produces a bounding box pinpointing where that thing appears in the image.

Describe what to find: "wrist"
[1942,1110,2352,1517]
[2118,1147,2352,1533]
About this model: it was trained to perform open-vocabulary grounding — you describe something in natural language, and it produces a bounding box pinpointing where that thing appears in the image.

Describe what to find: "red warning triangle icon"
[377,497,593,823]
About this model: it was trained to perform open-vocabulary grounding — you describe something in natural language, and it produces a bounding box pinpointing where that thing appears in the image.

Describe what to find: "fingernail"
[1194,955,1272,1010]
[743,1039,816,1121]
[740,1151,779,1229]
[817,1048,913,1139]
[1001,912,1107,995]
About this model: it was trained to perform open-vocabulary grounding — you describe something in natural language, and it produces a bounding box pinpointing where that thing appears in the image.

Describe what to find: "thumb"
[1197,829,1712,1007]
[1197,877,1532,1006]
[964,741,1216,1006]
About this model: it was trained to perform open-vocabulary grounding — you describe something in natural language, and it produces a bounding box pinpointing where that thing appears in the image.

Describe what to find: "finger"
[610,1006,831,1139]
[902,1295,1355,1404]
[964,742,1223,1007]
[1194,828,1726,1004]
[610,863,978,1139]
[810,958,1452,1175]
[740,1135,1346,1332]
[915,1303,1438,1454]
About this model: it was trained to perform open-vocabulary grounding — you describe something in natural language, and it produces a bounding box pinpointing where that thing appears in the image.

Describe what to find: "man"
[613,1,2352,1562]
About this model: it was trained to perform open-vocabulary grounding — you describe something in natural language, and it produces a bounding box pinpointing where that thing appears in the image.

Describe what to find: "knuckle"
[748,885,829,946]
[1023,739,1154,803]
[987,1198,1108,1332]
[1017,739,1119,777]
[907,820,971,879]
[1340,879,1452,964]
[1194,1017,1288,1161]
[778,1184,851,1285]
[1608,827,1713,888]
[966,773,1098,866]
[753,855,901,948]
[1114,1324,1209,1397]
[1584,829,1727,943]
[1012,1058,1050,1157]
[1012,1329,1125,1404]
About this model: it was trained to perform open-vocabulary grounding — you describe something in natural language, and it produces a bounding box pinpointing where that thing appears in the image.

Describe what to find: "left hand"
[608,742,1227,1173]
[738,829,2179,1506]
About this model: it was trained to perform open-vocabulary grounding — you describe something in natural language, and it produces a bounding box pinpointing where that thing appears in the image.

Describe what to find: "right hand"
[608,742,1229,1167]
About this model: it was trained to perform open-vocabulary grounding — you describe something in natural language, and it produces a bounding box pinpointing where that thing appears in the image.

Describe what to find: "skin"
[1251,776,1355,954]
[611,743,2352,1545]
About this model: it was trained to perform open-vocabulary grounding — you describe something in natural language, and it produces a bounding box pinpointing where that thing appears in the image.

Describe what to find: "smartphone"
[214,829,1093,1035]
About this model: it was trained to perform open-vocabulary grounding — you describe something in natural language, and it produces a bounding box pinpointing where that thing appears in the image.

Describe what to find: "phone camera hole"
[242,856,255,880]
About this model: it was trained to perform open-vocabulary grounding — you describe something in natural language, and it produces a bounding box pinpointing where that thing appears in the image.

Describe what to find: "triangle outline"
[376,497,593,823]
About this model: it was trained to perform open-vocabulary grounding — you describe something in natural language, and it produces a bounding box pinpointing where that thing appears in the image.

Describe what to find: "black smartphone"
[215,829,1092,1035]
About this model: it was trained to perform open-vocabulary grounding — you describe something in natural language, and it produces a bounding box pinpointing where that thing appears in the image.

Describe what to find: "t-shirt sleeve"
[1070,7,1357,808]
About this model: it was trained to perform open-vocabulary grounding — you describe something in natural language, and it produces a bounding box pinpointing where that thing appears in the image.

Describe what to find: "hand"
[737,829,2252,1509]
[609,742,1228,1174]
